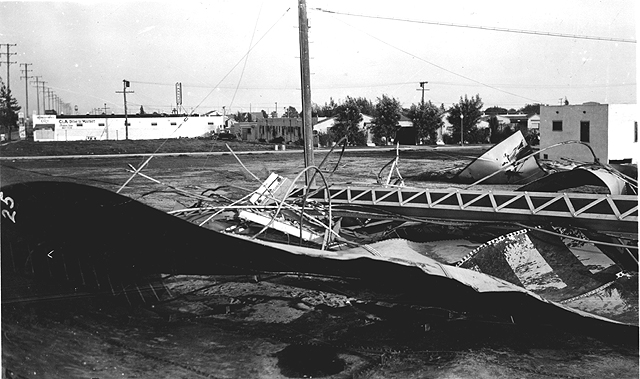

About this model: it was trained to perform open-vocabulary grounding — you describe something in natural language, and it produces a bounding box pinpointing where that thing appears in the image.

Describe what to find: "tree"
[139,105,146,115]
[234,111,247,122]
[407,100,443,144]
[353,97,375,116]
[484,106,507,116]
[313,98,338,117]
[518,103,541,115]
[261,109,269,119]
[446,94,484,144]
[371,94,402,145]
[283,106,299,118]
[0,80,21,142]
[331,96,366,146]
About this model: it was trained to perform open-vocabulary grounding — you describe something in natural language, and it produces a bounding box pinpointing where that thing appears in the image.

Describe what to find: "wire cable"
[313,8,636,44]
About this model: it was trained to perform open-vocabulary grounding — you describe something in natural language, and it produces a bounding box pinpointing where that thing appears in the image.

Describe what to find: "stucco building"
[539,103,637,164]
[32,113,225,141]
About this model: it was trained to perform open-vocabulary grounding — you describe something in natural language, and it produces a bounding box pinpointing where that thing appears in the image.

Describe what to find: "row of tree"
[234,93,541,146]
[313,93,491,146]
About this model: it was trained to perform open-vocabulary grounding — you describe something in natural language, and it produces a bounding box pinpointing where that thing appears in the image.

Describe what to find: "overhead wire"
[229,2,264,111]
[317,11,543,104]
[312,8,636,44]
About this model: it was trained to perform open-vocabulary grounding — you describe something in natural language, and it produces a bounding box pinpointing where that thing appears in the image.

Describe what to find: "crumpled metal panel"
[456,229,638,325]
[455,131,547,185]
[1,181,636,330]
[517,165,629,195]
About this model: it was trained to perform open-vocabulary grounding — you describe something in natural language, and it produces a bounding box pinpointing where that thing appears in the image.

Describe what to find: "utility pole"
[298,0,315,186]
[116,80,133,139]
[20,63,33,119]
[0,44,17,141]
[46,88,52,112]
[460,113,464,146]
[102,103,110,139]
[31,76,42,114]
[0,44,18,90]
[275,102,278,117]
[40,81,46,113]
[417,81,428,105]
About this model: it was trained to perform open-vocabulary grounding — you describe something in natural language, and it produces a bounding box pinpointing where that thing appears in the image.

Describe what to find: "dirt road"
[1,148,638,379]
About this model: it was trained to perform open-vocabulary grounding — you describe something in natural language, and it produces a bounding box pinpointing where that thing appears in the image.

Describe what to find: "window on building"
[580,121,590,143]
[552,121,562,131]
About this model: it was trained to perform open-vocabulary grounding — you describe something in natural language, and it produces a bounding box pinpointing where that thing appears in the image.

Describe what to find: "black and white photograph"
[0,1,637,378]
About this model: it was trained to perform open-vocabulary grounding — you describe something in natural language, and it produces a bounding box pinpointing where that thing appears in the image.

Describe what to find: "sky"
[0,0,636,117]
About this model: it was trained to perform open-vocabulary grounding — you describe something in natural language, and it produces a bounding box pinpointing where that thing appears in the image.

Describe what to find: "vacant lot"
[1,140,500,211]
[1,140,637,379]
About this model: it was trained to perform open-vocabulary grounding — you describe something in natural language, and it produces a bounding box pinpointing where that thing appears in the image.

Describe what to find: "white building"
[539,103,637,164]
[32,113,225,141]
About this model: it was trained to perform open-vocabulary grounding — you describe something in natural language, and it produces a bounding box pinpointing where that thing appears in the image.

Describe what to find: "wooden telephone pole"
[20,63,33,118]
[31,76,41,114]
[298,0,315,186]
[417,81,428,105]
[116,80,134,140]
[0,44,17,90]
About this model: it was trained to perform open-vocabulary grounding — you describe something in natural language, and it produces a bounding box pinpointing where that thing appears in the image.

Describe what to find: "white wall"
[34,115,224,141]
[607,104,638,163]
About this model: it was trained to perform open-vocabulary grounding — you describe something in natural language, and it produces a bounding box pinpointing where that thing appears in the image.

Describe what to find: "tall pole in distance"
[31,76,41,114]
[40,81,46,112]
[20,63,33,118]
[417,81,428,106]
[0,44,17,90]
[124,83,128,140]
[460,113,464,146]
[0,44,17,141]
[116,80,134,140]
[298,0,315,186]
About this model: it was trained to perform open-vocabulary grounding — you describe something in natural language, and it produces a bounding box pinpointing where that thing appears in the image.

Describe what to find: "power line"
[0,43,18,91]
[323,13,542,103]
[312,8,636,44]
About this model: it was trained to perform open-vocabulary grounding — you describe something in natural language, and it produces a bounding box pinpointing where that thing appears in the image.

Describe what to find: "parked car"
[216,132,237,141]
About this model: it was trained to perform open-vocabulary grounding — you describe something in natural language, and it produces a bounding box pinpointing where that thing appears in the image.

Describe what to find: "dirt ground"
[1,143,638,378]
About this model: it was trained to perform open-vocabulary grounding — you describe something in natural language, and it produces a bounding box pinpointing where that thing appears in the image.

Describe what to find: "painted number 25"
[0,191,16,223]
